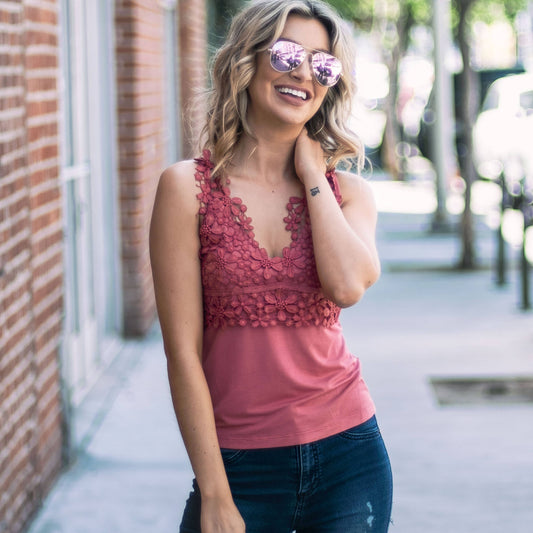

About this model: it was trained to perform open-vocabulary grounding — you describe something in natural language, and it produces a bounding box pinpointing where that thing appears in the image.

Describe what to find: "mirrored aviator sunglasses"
[268,39,342,87]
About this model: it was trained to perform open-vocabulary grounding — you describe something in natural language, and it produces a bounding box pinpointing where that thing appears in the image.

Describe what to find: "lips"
[275,85,311,101]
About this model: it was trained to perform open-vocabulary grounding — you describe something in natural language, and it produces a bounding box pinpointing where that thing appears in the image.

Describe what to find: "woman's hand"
[201,495,246,532]
[294,127,327,184]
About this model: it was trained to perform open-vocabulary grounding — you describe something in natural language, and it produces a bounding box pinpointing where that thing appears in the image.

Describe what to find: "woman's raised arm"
[295,129,381,308]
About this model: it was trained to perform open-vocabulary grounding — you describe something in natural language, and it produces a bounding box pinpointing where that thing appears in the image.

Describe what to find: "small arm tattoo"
[310,186,320,197]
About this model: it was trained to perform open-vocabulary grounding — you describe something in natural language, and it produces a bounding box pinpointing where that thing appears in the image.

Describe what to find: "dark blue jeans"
[180,415,393,532]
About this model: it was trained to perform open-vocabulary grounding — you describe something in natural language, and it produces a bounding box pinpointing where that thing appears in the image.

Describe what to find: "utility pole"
[431,0,455,230]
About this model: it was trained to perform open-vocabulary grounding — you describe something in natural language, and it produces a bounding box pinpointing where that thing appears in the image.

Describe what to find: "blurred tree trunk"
[379,21,402,179]
[454,0,479,269]
[378,2,414,180]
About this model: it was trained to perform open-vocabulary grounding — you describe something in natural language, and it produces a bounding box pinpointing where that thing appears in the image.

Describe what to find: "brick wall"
[115,0,208,336]
[179,0,207,158]
[115,0,168,336]
[0,1,63,532]
[0,0,209,529]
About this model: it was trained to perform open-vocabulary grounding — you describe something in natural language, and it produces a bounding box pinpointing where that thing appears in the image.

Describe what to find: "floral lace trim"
[204,288,340,328]
[195,150,342,329]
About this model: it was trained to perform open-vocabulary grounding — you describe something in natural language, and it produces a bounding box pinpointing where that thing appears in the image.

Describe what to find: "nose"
[290,55,313,82]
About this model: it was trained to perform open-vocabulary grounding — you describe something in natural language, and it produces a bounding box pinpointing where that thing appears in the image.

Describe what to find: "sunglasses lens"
[312,53,342,87]
[270,41,305,72]
[269,40,342,87]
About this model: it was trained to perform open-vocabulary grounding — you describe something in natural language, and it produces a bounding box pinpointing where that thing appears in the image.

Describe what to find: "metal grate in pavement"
[430,376,533,405]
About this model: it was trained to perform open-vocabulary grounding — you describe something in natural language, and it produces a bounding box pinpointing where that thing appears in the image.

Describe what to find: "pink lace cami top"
[195,152,375,449]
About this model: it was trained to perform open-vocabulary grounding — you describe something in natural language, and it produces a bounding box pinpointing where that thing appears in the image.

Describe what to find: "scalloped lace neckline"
[219,175,306,260]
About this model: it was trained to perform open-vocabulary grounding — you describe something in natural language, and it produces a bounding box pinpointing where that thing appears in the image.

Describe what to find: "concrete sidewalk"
[350,222,533,533]
[28,182,533,533]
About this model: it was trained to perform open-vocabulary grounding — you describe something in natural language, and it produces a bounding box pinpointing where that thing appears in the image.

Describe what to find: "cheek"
[254,54,276,83]
[308,89,332,125]
[313,88,329,111]
[248,67,275,101]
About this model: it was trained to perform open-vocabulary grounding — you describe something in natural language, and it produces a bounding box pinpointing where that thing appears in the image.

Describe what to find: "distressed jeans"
[179,415,393,532]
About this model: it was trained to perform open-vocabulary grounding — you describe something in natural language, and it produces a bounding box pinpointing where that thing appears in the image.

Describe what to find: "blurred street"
[27,178,533,533]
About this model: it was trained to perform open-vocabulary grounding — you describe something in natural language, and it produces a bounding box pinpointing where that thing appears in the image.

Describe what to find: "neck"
[231,123,303,185]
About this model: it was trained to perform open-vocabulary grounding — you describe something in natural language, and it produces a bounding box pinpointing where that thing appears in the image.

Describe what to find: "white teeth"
[277,87,307,100]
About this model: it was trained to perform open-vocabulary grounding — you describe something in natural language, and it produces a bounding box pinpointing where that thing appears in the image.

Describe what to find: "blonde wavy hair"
[201,0,364,176]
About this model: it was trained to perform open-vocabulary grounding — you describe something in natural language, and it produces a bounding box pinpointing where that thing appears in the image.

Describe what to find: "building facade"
[0,1,207,532]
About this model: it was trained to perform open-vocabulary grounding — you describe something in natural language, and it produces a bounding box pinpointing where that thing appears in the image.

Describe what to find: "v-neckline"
[219,177,306,260]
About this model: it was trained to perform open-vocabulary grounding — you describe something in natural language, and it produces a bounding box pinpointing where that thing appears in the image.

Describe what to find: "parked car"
[473,73,533,179]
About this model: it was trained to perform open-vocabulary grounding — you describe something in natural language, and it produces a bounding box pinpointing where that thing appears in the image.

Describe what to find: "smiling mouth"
[276,86,309,101]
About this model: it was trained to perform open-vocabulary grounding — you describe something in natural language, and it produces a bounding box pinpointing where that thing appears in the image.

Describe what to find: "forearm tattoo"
[310,186,320,197]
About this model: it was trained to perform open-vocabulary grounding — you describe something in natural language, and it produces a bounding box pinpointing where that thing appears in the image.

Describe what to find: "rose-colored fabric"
[195,152,375,448]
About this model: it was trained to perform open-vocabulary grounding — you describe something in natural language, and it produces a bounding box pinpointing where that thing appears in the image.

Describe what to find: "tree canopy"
[325,0,527,33]
[325,0,430,30]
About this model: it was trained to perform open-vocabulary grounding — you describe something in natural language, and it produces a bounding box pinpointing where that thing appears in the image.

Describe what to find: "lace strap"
[194,150,216,215]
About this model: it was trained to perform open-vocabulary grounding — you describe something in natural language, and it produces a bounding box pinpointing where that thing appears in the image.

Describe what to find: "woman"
[150,1,393,531]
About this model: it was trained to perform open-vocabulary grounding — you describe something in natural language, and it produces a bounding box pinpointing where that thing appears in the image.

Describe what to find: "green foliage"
[324,0,374,23]
[324,0,430,26]
[451,0,527,37]
[469,0,527,24]
[403,0,431,24]
[326,0,527,28]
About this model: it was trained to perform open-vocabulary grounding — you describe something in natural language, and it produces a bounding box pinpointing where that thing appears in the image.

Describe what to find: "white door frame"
[58,0,122,431]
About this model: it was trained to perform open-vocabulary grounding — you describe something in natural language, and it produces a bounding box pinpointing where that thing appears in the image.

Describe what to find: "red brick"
[26,76,56,92]
[0,2,64,531]
[115,0,172,336]
[26,98,57,117]
[27,121,58,142]
[1,0,209,529]
[25,52,58,70]
[24,6,58,26]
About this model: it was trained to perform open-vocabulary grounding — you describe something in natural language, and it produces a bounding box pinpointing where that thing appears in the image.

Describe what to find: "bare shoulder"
[335,169,377,211]
[156,159,199,212]
[150,159,201,249]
